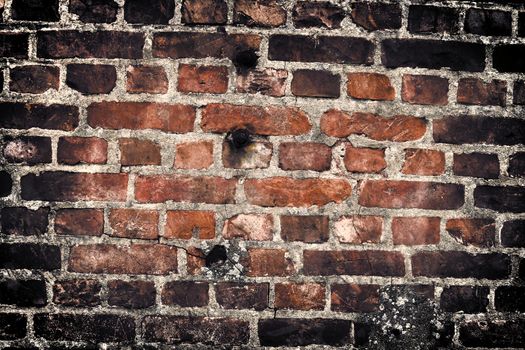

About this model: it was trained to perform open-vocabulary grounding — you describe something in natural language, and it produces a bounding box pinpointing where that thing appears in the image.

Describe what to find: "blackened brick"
[108,280,155,309]
[1,207,49,236]
[69,0,118,23]
[408,5,459,33]
[215,282,268,310]
[291,70,340,98]
[161,281,208,307]
[269,35,374,64]
[0,103,79,131]
[0,171,12,197]
[474,186,525,213]
[66,64,116,94]
[351,2,401,31]
[453,153,500,179]
[493,45,525,72]
[53,280,101,307]
[465,8,512,36]
[519,12,525,37]
[440,286,489,313]
[0,243,61,270]
[11,0,59,21]
[0,34,29,58]
[280,215,329,243]
[37,31,144,59]
[514,80,525,105]
[0,313,27,340]
[331,284,379,312]
[433,116,525,146]
[10,65,59,94]
[495,286,525,312]
[0,280,47,307]
[3,136,52,164]
[509,152,525,177]
[34,314,135,342]
[501,220,525,247]
[457,78,506,106]
[124,0,175,24]
[181,0,227,24]
[292,1,345,29]
[258,318,351,347]
[460,319,525,347]
[382,39,485,72]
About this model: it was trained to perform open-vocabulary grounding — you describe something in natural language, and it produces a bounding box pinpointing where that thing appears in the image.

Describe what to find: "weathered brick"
[331,284,379,312]
[269,35,373,64]
[69,0,118,23]
[181,0,227,24]
[474,186,525,213]
[493,45,525,72]
[178,64,228,94]
[135,175,236,203]
[21,172,128,201]
[1,207,49,236]
[127,65,168,94]
[10,65,59,93]
[3,136,52,164]
[11,0,59,21]
[58,137,107,165]
[38,31,144,58]
[392,217,440,245]
[433,116,525,145]
[446,218,495,247]
[34,314,135,342]
[440,286,489,313]
[0,34,28,58]
[223,213,273,240]
[382,39,485,72]
[0,243,61,270]
[244,177,351,207]
[186,246,206,275]
[119,138,161,166]
[293,1,344,29]
[258,318,351,347]
[351,2,401,31]
[280,215,329,243]
[359,180,464,209]
[402,149,445,176]
[465,8,511,36]
[347,72,395,101]
[69,244,177,274]
[412,251,510,279]
[279,142,332,171]
[509,152,525,177]
[66,64,116,94]
[520,12,525,37]
[109,209,158,240]
[88,102,196,133]
[291,70,340,98]
[0,171,12,197]
[243,248,293,277]
[202,103,311,136]
[344,145,386,173]
[457,78,506,106]
[0,279,47,307]
[162,281,208,307]
[53,279,101,307]
[459,319,525,348]
[223,139,273,169]
[0,313,27,340]
[215,282,268,310]
[408,5,459,33]
[402,74,449,105]
[275,283,325,310]
[303,250,405,276]
[236,68,287,96]
[495,286,525,312]
[453,152,500,179]
[501,220,525,247]
[0,103,79,131]
[175,140,213,169]
[514,80,525,105]
[321,110,426,141]
[165,210,215,239]
[333,215,383,244]
[124,0,174,24]
[108,280,155,308]
[234,0,286,27]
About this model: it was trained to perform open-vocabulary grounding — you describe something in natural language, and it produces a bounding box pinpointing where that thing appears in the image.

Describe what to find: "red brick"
[457,78,506,106]
[244,177,352,207]
[57,137,107,165]
[347,72,395,101]
[53,279,101,307]
[359,180,464,209]
[187,247,206,275]
[392,217,440,245]
[165,210,215,239]
[174,140,213,169]
[280,215,329,243]
[162,281,208,307]
[453,153,500,179]
[66,64,116,94]
[234,0,286,27]
[344,145,386,173]
[402,149,445,176]
[243,248,293,276]
[446,218,495,247]
[275,283,325,310]
[10,65,59,93]
[222,140,272,169]
[21,172,128,201]
[127,65,168,94]
[202,103,311,136]
[333,215,383,244]
[279,142,332,171]
[291,70,340,98]
[55,209,103,236]
[331,284,380,312]
[181,0,227,24]
[135,175,236,204]
[88,102,195,133]
[321,109,426,141]
[109,209,159,240]
[178,64,228,94]
[303,250,405,276]
[119,138,161,166]
[402,74,449,105]
[215,282,268,310]
[107,280,155,309]
[69,244,177,275]
[223,213,273,240]
[236,68,287,97]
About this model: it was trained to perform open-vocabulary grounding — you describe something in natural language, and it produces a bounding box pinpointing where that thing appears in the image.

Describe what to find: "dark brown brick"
[474,186,525,213]
[279,142,332,171]
[2,136,51,164]
[446,218,496,248]
[108,280,156,309]
[291,70,340,98]
[181,0,227,24]
[10,65,59,93]
[0,103,79,131]
[55,209,104,236]
[453,153,500,179]
[69,0,118,23]
[0,34,28,58]
[501,220,525,247]
[234,0,286,27]
[0,243,61,270]
[127,65,168,94]
[161,281,208,307]
[66,64,116,94]
[215,282,268,310]
[275,283,325,310]
[0,313,27,340]
[351,2,401,31]
[11,0,59,21]
[331,284,379,312]
[280,215,329,243]
[514,80,525,105]
[493,45,525,73]
[465,8,512,36]
[440,286,489,313]
[53,280,101,307]
[0,279,47,307]
[457,78,506,106]
[124,0,174,24]
[408,5,459,33]
[293,1,345,29]
[495,286,525,312]
[1,207,49,236]
[119,138,161,166]
[58,137,107,165]
[460,319,525,348]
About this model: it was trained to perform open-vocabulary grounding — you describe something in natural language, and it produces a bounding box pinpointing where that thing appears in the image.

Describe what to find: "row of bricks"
[2,207,524,247]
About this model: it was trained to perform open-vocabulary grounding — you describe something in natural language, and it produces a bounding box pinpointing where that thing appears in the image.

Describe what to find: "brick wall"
[0,0,524,348]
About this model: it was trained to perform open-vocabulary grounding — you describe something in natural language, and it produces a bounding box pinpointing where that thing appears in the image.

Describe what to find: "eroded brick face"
[1,1,524,349]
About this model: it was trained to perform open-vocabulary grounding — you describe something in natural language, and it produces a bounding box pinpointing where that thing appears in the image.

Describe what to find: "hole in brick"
[390,328,402,339]
[233,49,258,73]
[228,129,251,149]
[205,245,228,268]
[0,171,12,197]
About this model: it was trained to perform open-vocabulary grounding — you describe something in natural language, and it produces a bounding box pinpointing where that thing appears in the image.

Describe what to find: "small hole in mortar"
[205,245,228,268]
